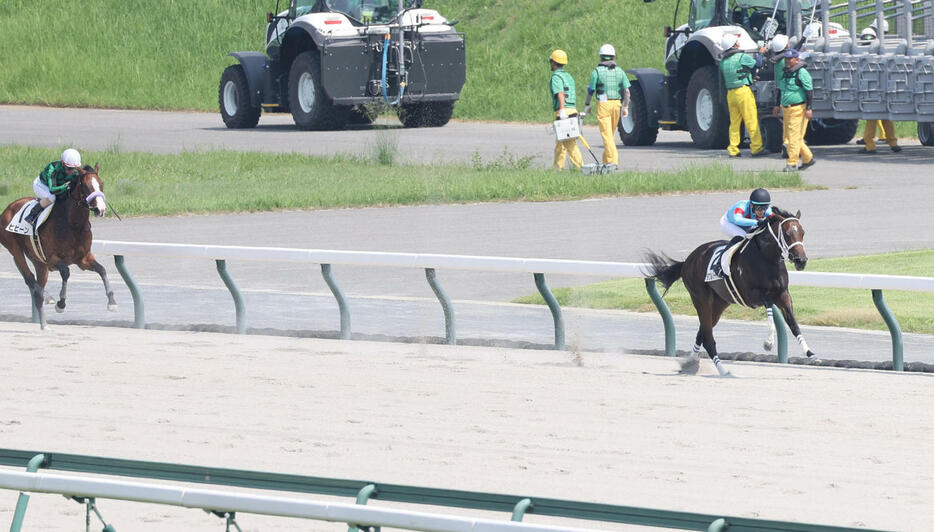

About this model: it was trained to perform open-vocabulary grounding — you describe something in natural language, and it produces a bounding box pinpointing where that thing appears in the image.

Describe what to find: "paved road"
[1,105,932,364]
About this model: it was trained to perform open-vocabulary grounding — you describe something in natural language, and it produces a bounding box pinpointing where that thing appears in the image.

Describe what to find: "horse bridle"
[766,217,805,261]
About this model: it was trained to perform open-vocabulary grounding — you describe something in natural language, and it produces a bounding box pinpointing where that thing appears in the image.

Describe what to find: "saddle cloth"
[5,200,52,236]
[704,240,745,282]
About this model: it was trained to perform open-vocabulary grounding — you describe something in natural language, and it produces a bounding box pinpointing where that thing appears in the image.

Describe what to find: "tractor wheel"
[918,122,934,146]
[399,101,455,128]
[219,65,261,129]
[686,65,729,149]
[619,83,658,146]
[804,118,858,145]
[288,51,344,130]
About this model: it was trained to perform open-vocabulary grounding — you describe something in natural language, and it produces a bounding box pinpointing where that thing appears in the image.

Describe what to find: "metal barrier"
[20,240,933,371]
[0,449,887,532]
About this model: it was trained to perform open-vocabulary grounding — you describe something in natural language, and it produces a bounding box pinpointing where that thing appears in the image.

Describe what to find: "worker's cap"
[783,49,800,58]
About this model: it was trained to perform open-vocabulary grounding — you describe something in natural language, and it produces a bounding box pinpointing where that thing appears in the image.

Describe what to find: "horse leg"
[763,302,776,351]
[706,298,734,376]
[80,255,117,311]
[12,252,46,329]
[34,263,55,305]
[774,291,816,358]
[55,264,70,313]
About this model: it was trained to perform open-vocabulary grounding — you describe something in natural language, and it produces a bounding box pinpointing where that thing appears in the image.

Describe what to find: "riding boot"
[23,203,44,227]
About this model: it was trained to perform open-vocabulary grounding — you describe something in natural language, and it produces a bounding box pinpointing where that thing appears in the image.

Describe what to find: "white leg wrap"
[765,308,776,349]
[711,355,731,376]
[691,344,702,357]
[797,335,811,355]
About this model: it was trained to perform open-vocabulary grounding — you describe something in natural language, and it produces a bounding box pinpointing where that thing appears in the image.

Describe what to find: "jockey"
[24,148,82,228]
[720,188,772,243]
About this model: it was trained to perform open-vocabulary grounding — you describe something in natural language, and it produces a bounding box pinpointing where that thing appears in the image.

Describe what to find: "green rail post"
[114,255,145,329]
[511,498,533,522]
[10,453,46,532]
[645,279,676,356]
[872,289,904,371]
[534,273,565,350]
[707,518,729,532]
[425,268,456,345]
[215,260,246,334]
[321,264,351,340]
[348,484,378,532]
[770,305,789,363]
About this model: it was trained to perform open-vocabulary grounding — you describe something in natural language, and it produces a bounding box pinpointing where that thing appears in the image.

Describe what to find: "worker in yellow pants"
[549,49,583,170]
[582,44,630,165]
[860,120,901,153]
[720,33,765,157]
[782,103,813,169]
[774,49,815,171]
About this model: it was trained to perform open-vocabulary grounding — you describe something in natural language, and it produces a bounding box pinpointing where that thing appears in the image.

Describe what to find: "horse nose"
[794,258,808,271]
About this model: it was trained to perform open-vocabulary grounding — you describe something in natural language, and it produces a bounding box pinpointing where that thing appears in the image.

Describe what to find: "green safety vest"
[720,51,756,89]
[588,65,630,100]
[779,65,813,107]
[550,68,576,111]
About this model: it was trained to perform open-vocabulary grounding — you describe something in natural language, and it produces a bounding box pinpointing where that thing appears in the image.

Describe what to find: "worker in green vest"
[719,33,767,157]
[549,49,583,170]
[582,44,630,166]
[772,48,816,172]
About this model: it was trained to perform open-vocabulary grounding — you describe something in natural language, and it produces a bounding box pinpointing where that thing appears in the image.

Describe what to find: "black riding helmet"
[749,188,771,207]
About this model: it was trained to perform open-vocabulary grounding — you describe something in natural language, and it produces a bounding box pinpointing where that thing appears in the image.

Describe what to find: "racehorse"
[643,207,814,376]
[0,165,116,329]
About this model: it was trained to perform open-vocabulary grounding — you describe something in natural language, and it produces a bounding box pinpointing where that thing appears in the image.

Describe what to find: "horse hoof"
[678,357,700,375]
[55,306,65,314]
[45,296,56,305]
[107,304,118,312]
[806,350,816,358]
[763,340,773,352]
[719,371,737,379]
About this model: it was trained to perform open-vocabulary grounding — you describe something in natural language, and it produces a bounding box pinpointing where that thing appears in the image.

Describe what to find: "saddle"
[705,238,752,307]
[5,200,52,236]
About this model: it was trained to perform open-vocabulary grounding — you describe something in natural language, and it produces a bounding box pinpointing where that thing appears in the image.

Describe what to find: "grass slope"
[514,250,934,335]
[0,145,802,216]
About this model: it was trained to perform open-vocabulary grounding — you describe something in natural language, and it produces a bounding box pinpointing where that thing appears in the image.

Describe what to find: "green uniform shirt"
[587,65,630,100]
[778,66,812,107]
[550,68,576,111]
[720,52,757,89]
[38,161,77,195]
[773,57,785,83]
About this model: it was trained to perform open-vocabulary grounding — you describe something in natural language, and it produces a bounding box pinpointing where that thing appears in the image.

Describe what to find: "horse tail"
[642,250,684,295]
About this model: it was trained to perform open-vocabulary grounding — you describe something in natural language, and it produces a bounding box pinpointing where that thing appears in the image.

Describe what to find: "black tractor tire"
[219,65,261,129]
[918,122,934,146]
[288,51,344,130]
[398,101,455,128]
[685,66,730,149]
[619,83,659,146]
[804,118,858,145]
[759,117,783,153]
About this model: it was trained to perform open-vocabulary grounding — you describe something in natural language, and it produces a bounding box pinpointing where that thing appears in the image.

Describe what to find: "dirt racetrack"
[0,323,931,531]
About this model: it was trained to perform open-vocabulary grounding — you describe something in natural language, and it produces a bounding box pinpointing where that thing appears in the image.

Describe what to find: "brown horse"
[0,165,116,329]
[643,207,813,377]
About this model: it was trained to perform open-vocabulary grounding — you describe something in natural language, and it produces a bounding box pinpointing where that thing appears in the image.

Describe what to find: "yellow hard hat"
[550,49,568,65]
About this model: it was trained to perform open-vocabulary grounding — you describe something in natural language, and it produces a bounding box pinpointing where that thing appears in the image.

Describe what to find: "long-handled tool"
[577,115,614,174]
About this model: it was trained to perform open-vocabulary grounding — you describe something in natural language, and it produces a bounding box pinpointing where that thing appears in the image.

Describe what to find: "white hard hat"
[61,148,82,168]
[860,27,877,40]
[770,34,789,53]
[598,43,616,57]
[869,18,889,32]
[721,33,739,50]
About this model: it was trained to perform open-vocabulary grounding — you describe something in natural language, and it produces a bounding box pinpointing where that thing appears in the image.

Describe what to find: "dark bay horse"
[643,207,813,376]
[0,165,117,329]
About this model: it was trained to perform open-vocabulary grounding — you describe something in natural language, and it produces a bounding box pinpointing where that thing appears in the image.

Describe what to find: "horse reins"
[766,217,805,261]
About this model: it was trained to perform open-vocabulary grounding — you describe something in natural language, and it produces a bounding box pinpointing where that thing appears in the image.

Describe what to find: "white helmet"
[770,34,789,53]
[860,27,877,41]
[598,43,616,58]
[869,18,889,32]
[61,148,82,168]
[721,33,739,50]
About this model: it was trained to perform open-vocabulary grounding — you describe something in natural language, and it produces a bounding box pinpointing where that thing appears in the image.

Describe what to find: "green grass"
[514,250,934,334]
[0,145,803,216]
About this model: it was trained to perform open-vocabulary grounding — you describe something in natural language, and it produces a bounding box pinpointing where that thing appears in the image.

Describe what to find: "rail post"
[511,498,533,522]
[215,260,246,334]
[114,255,145,329]
[872,289,904,371]
[10,453,47,532]
[770,305,789,363]
[425,268,455,345]
[348,484,378,532]
[321,264,351,340]
[534,273,564,350]
[645,279,676,356]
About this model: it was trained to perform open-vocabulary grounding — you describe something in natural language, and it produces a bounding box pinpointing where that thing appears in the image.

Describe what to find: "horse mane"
[771,206,796,219]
